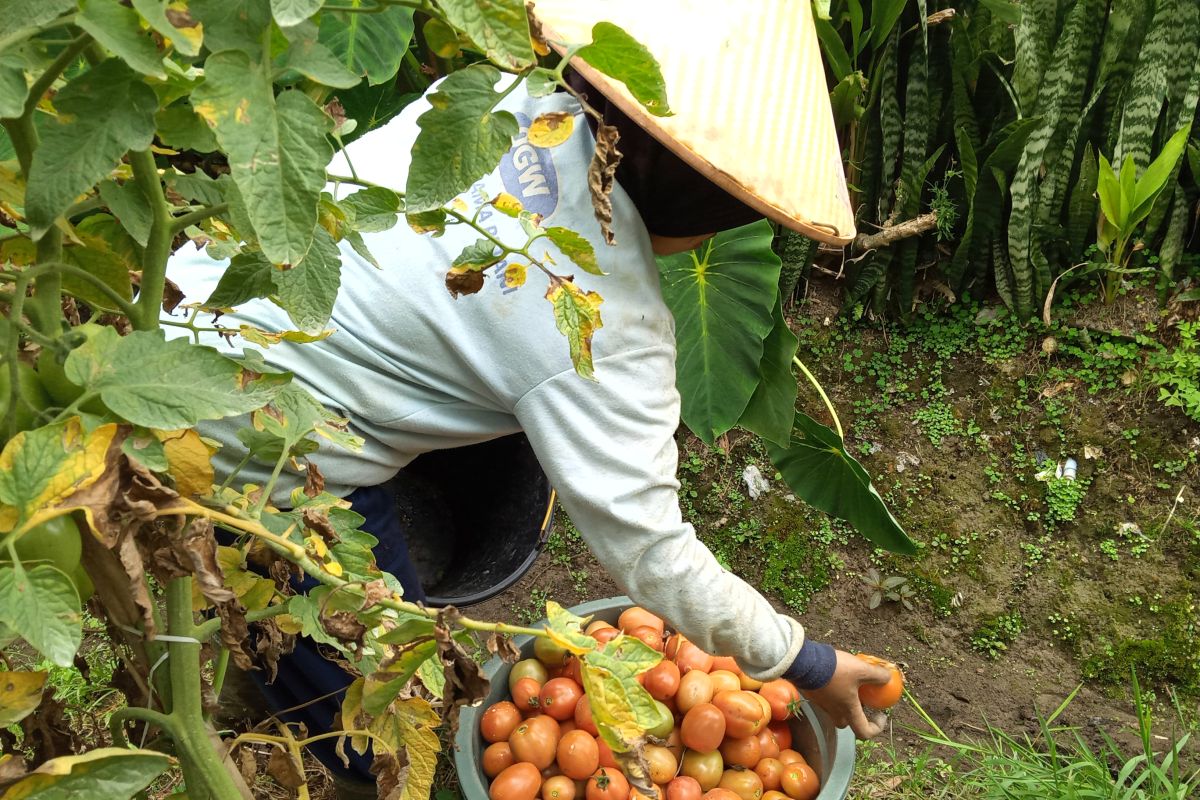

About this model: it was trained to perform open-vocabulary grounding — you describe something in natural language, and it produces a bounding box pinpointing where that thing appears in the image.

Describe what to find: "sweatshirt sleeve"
[513,342,805,680]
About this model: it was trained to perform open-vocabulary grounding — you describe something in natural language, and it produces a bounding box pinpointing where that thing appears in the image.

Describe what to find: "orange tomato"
[718,769,763,800]
[619,607,666,637]
[664,633,686,660]
[543,775,577,800]
[755,729,780,761]
[591,627,621,645]
[751,693,772,724]
[596,736,618,769]
[560,719,578,736]
[563,657,584,686]
[510,716,560,769]
[541,678,585,721]
[676,671,714,713]
[711,657,740,674]
[586,620,616,635]
[680,703,726,752]
[738,672,763,691]
[708,671,741,694]
[575,696,600,736]
[761,792,789,800]
[482,702,523,743]
[666,776,702,800]
[490,762,543,800]
[513,677,543,714]
[643,662,681,705]
[779,762,818,800]
[777,750,803,766]
[483,742,515,778]
[664,729,684,761]
[629,625,665,652]
[644,744,679,785]
[753,759,783,792]
[719,735,761,769]
[673,641,715,674]
[558,730,600,780]
[586,768,630,800]
[855,653,904,709]
[703,790,743,800]
[712,691,767,738]
[758,681,800,722]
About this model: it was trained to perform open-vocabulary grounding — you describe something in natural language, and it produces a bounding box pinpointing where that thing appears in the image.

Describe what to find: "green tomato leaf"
[0,0,75,38]
[0,54,27,117]
[656,221,780,444]
[738,295,799,446]
[768,412,916,554]
[155,104,219,153]
[575,22,671,117]
[544,226,605,275]
[271,225,343,333]
[25,59,158,238]
[545,277,604,381]
[250,382,363,457]
[192,52,333,266]
[278,33,362,89]
[77,0,166,78]
[62,236,135,310]
[363,639,438,715]
[452,239,503,271]
[130,0,203,56]
[98,180,152,247]
[318,1,415,85]
[0,419,118,527]
[438,0,533,70]
[204,250,277,309]
[189,0,272,59]
[64,327,291,429]
[0,564,82,667]
[340,187,401,232]
[580,649,662,752]
[0,670,46,726]
[0,747,171,799]
[270,0,321,26]
[405,64,520,212]
[525,67,560,98]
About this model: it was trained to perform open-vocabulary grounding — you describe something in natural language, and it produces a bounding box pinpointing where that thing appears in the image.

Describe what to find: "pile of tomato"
[479,607,856,800]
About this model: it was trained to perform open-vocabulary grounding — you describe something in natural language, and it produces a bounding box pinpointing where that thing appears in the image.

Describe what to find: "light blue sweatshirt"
[164,78,807,680]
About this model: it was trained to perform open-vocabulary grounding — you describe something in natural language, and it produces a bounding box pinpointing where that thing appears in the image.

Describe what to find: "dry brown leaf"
[371,749,408,800]
[266,745,305,790]
[486,632,521,664]
[445,266,485,298]
[303,459,326,498]
[435,607,489,735]
[301,507,339,543]
[587,123,622,245]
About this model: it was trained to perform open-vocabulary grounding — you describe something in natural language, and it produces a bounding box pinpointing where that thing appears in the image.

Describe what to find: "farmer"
[165,1,891,793]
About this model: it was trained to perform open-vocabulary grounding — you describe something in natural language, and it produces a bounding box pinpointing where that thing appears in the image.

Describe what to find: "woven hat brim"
[532,0,856,246]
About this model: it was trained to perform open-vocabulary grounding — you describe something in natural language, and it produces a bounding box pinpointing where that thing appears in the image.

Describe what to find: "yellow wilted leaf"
[543,601,597,656]
[545,279,604,381]
[492,192,523,217]
[305,534,328,559]
[368,697,441,800]
[505,262,528,288]
[323,559,344,578]
[155,428,215,498]
[0,420,118,533]
[528,112,575,148]
[0,670,46,727]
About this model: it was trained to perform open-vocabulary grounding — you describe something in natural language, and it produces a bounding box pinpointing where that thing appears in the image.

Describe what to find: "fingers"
[847,702,888,740]
[861,660,894,686]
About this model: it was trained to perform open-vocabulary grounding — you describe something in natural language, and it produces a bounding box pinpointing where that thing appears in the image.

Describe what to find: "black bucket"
[388,434,554,608]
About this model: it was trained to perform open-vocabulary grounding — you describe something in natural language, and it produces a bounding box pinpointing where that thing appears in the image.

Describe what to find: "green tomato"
[533,634,569,668]
[1,515,83,576]
[508,658,549,692]
[0,361,51,435]
[70,563,94,602]
[36,323,109,413]
[648,699,674,738]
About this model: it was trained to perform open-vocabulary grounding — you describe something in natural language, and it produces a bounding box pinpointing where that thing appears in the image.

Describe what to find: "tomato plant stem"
[169,203,230,234]
[130,148,174,331]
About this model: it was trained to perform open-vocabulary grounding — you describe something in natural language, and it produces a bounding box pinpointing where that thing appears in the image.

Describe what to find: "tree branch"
[853,212,939,251]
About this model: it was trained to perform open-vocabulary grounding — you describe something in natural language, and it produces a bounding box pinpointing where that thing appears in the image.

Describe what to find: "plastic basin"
[454,596,855,800]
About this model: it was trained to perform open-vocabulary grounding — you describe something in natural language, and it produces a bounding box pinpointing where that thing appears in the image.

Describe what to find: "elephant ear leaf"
[767,412,916,555]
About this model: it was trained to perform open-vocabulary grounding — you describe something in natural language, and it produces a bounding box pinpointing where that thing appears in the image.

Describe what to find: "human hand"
[798,649,893,739]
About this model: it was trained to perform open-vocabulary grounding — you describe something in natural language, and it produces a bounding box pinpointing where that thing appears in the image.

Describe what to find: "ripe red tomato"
[767,723,792,752]
[643,661,680,702]
[513,677,543,714]
[762,792,789,800]
[719,735,761,769]
[644,744,678,785]
[718,769,763,800]
[563,657,584,685]
[557,730,600,780]
[713,691,767,738]
[586,768,630,800]
[776,750,803,766]
[675,671,714,713]
[680,703,726,752]
[680,750,723,791]
[574,695,599,736]
[490,762,543,800]
[482,702,523,743]
[753,759,783,792]
[543,775,577,800]
[591,627,621,645]
[585,620,616,635]
[703,790,743,800]
[618,606,665,636]
[484,742,515,778]
[758,680,800,722]
[510,716,560,769]
[710,657,740,674]
[628,625,664,651]
[755,728,780,761]
[779,762,818,800]
[855,653,904,709]
[541,678,585,721]
[666,776,702,800]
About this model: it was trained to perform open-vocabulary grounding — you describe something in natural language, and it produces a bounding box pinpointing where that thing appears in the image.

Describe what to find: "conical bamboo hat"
[530,0,855,245]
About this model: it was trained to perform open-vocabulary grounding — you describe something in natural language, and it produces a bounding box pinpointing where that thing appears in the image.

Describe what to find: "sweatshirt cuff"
[782,638,837,690]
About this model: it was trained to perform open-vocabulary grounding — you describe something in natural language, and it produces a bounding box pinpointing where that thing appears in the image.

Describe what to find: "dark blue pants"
[254,484,426,783]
